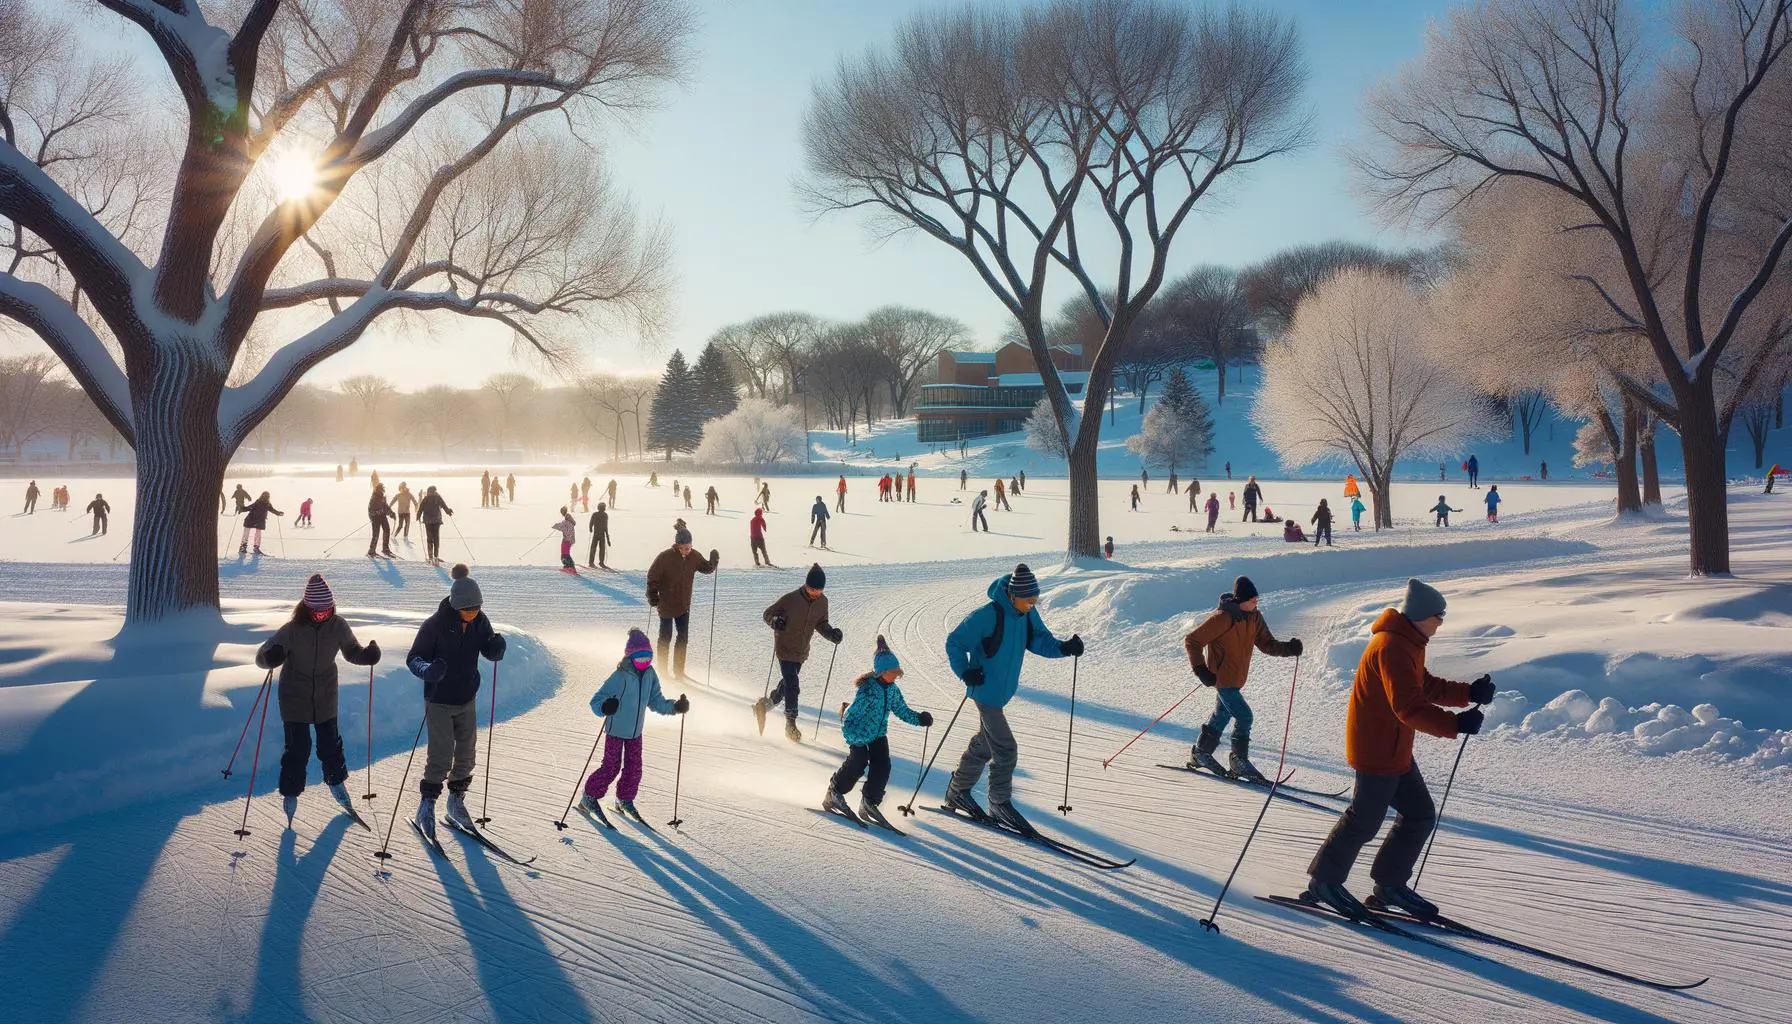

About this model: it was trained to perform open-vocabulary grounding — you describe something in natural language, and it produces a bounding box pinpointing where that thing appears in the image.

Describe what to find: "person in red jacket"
[1304,578,1494,922]
[749,507,773,567]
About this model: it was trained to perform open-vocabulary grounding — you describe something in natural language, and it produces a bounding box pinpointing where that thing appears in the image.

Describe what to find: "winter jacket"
[393,489,415,514]
[749,511,766,541]
[242,497,282,531]
[840,672,923,747]
[1311,504,1332,527]
[589,661,676,740]
[1350,497,1366,520]
[763,587,833,663]
[551,518,575,543]
[418,492,452,525]
[1343,476,1360,498]
[1431,501,1461,516]
[944,574,1068,708]
[588,508,610,542]
[405,600,503,706]
[972,494,988,514]
[1346,609,1472,774]
[646,546,718,618]
[1243,481,1262,505]
[368,491,393,520]
[87,498,110,517]
[1183,596,1296,690]
[1466,456,1479,474]
[811,500,829,524]
[257,613,378,724]
[1485,491,1501,510]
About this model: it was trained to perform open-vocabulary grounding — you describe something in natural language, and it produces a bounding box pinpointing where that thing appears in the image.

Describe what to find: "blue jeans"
[1204,687,1253,742]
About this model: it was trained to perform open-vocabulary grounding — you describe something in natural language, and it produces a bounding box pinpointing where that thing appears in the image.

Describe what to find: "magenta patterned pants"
[585,734,644,801]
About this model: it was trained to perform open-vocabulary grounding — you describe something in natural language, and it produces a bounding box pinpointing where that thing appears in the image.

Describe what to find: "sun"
[266,148,320,205]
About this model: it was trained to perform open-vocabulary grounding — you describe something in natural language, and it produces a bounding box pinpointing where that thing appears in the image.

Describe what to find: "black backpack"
[980,601,1035,659]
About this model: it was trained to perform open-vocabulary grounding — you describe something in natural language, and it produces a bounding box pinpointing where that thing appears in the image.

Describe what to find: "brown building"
[916,343,1089,443]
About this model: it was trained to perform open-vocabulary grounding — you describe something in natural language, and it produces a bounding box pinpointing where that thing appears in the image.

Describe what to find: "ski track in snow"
[1,479,1789,1022]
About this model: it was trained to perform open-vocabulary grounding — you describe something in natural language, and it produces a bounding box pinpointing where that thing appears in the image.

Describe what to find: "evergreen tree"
[647,350,703,459]
[691,344,741,422]
[1127,367,1214,473]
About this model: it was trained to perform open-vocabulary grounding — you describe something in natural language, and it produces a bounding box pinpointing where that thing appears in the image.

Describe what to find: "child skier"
[1431,496,1462,527]
[1183,576,1302,782]
[552,507,577,570]
[405,572,506,840]
[256,574,381,823]
[1484,484,1501,523]
[581,629,688,821]
[241,491,283,555]
[823,635,932,827]
[297,497,314,528]
[1349,495,1366,531]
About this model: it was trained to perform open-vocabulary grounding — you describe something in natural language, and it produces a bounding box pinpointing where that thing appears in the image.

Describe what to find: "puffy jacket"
[368,491,393,519]
[1243,481,1262,505]
[944,574,1067,708]
[393,488,415,513]
[1311,504,1332,527]
[256,613,377,724]
[646,546,718,618]
[1350,497,1366,518]
[1345,609,1472,774]
[763,587,832,663]
[418,492,452,524]
[1184,597,1297,689]
[242,497,282,531]
[841,673,923,747]
[551,518,575,543]
[811,500,829,523]
[1485,491,1501,509]
[405,599,503,706]
[589,661,676,740]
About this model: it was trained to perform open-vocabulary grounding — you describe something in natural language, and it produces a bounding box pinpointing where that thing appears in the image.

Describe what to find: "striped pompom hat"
[302,573,334,611]
[625,628,652,658]
[1007,563,1040,600]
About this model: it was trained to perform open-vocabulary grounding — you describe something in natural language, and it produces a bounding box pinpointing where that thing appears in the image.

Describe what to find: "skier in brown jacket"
[1182,575,1301,782]
[753,563,843,742]
[645,527,719,681]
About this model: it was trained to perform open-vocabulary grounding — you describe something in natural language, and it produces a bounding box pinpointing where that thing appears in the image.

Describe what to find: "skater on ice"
[809,495,830,549]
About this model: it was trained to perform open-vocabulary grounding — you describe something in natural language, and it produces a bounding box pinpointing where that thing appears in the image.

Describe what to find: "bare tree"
[863,305,968,417]
[482,372,539,461]
[0,0,688,622]
[1241,241,1425,339]
[410,383,462,459]
[1359,0,1792,574]
[0,353,58,451]
[1153,266,1250,404]
[803,0,1307,557]
[339,373,395,449]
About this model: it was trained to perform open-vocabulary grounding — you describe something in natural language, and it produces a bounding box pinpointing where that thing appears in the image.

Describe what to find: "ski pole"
[704,571,718,689]
[760,651,777,702]
[221,517,238,558]
[321,523,363,556]
[897,694,967,817]
[222,669,273,779]
[1057,655,1079,815]
[275,513,286,558]
[362,664,378,803]
[232,670,275,840]
[477,662,498,825]
[1414,702,1480,891]
[517,530,554,561]
[1202,654,1302,933]
[667,709,688,829]
[552,718,609,831]
[111,536,131,562]
[374,709,428,864]
[810,642,840,739]
[1100,681,1205,768]
[450,514,476,563]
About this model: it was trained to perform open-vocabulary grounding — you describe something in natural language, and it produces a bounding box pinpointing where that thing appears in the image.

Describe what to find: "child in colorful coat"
[823,636,932,827]
[581,629,688,819]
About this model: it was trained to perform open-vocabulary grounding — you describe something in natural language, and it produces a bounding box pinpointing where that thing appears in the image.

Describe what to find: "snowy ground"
[1,469,1788,1023]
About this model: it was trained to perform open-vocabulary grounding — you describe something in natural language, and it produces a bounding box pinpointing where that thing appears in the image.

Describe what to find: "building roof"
[1050,344,1084,356]
[945,351,997,364]
[996,371,1090,387]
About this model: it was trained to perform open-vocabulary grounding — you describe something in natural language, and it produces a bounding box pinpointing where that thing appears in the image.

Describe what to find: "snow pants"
[1242,501,1257,522]
[836,494,846,512]
[396,512,411,538]
[810,520,827,547]
[750,537,769,566]
[656,613,690,679]
[559,538,574,568]
[1313,522,1333,546]
[767,659,802,722]
[23,494,35,514]
[585,734,644,802]
[589,534,608,567]
[367,515,390,553]
[279,717,348,797]
[949,703,1018,804]
[1206,511,1219,533]
[971,509,988,532]
[1307,764,1437,887]
[1204,687,1253,744]
[243,527,263,551]
[423,522,442,561]
[832,737,892,805]
[420,699,477,799]
[91,512,107,535]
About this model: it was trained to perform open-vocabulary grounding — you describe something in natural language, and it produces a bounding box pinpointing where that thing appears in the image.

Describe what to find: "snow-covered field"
[1,467,1788,1023]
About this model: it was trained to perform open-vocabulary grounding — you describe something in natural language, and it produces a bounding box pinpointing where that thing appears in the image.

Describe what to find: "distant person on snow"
[1228,491,1236,511]
[297,498,314,528]
[749,507,771,567]
[645,528,718,681]
[86,493,110,536]
[335,464,344,483]
[649,472,659,488]
[1431,496,1462,527]
[349,457,358,476]
[971,490,990,533]
[758,481,771,510]
[366,484,396,558]
[588,502,612,569]
[1540,460,1549,482]
[1466,454,1480,489]
[490,478,503,507]
[1184,575,1302,783]
[1768,464,1782,494]
[994,478,1010,511]
[1259,506,1276,523]
[756,563,843,742]
[908,470,917,502]
[393,483,416,539]
[683,485,693,510]
[1350,495,1366,532]
[1130,484,1140,511]
[232,483,252,513]
[552,507,577,570]
[943,563,1083,835]
[960,469,968,491]
[580,629,687,821]
[1303,578,1493,923]
[22,480,39,514]
[810,495,831,549]
[1242,476,1263,522]
[240,491,283,555]
[406,572,507,841]
[606,479,617,507]
[481,470,492,509]
[705,486,719,515]
[1282,519,1306,543]
[1225,461,1231,479]
[822,635,930,827]
[417,485,454,564]
[1205,494,1220,533]
[1017,470,1026,492]
[256,574,380,823]
[1484,485,1502,522]
[506,473,516,503]
[1167,471,1179,494]
[1189,485,1200,513]
[836,475,848,512]
[570,483,579,506]
[1103,536,1114,559]
[581,477,592,512]
[1140,468,1149,488]
[1311,499,1334,547]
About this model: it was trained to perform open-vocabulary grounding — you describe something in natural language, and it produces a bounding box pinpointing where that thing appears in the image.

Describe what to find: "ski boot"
[445,792,474,830]
[822,786,856,820]
[415,798,438,841]
[858,797,894,829]
[578,794,605,816]
[986,799,1036,837]
[383,548,396,558]
[944,785,987,820]
[253,547,264,555]
[614,799,641,822]
[1302,879,1370,921]
[1187,724,1227,775]
[238,543,248,556]
[752,698,768,736]
[784,719,802,744]
[282,794,298,825]
[328,782,354,814]
[1368,882,1440,923]
[1228,735,1267,783]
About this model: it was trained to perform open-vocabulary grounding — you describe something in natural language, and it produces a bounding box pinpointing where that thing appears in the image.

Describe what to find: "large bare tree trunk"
[1067,431,1101,557]
[1370,467,1394,530]
[1679,385,1731,575]
[1639,417,1662,506]
[126,350,227,624]
[1614,401,1642,514]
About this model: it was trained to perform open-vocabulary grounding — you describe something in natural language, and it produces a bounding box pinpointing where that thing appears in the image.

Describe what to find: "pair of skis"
[410,815,538,866]
[574,799,659,835]
[1156,763,1348,813]
[819,795,905,835]
[928,804,1135,871]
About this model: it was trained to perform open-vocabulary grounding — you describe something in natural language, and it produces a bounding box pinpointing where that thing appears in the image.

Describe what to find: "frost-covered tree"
[1025,397,1070,461]
[692,398,806,465]
[1571,419,1613,472]
[0,0,688,622]
[647,350,702,459]
[690,343,740,423]
[1254,269,1491,529]
[1127,368,1212,473]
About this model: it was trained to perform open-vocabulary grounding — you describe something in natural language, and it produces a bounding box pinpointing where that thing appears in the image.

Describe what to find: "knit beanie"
[873,634,901,677]
[625,628,652,660]
[1401,578,1447,621]
[450,576,484,610]
[806,563,826,590]
[1008,563,1040,600]
[1232,575,1259,603]
[675,528,693,545]
[302,573,334,611]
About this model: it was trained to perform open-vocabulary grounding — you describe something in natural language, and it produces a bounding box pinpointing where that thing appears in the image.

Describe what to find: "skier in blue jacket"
[1484,484,1502,523]
[580,629,688,820]
[942,563,1084,834]
[823,635,932,828]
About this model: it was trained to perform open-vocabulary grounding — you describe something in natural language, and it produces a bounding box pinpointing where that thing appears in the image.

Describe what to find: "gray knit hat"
[450,576,484,610]
[1401,578,1446,621]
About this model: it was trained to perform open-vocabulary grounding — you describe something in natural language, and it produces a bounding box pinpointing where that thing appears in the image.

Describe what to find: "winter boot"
[784,718,803,744]
[1229,734,1267,783]
[282,794,298,824]
[328,782,354,813]
[415,798,438,841]
[986,799,1036,836]
[944,785,987,820]
[1369,882,1440,923]
[614,798,641,822]
[1188,725,1226,775]
[1302,879,1370,921]
[239,543,248,556]
[858,797,894,829]
[445,792,474,830]
[822,785,856,820]
[752,698,768,736]
[578,794,606,817]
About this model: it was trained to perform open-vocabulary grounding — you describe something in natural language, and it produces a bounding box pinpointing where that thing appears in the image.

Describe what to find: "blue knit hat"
[1007,563,1040,600]
[302,573,334,611]
[674,527,693,545]
[873,634,900,676]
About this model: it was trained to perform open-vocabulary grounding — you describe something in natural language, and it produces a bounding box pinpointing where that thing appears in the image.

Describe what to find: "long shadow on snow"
[234,818,353,1023]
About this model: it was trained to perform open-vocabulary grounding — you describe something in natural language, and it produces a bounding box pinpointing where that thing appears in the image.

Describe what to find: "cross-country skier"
[1303,579,1493,922]
[366,483,395,557]
[823,635,931,826]
[749,507,771,567]
[971,489,989,533]
[1431,496,1461,527]
[943,564,1083,833]
[417,485,453,564]
[1484,484,1501,523]
[297,498,313,528]
[256,574,381,823]
[1350,495,1366,531]
[231,483,252,513]
[241,491,283,555]
[406,571,506,840]
[581,629,688,820]
[836,475,848,512]
[758,481,771,510]
[1311,499,1334,547]
[1183,576,1302,782]
[606,479,617,507]
[1206,493,1221,533]
[551,507,577,570]
[645,529,718,681]
[86,493,110,535]
[588,501,612,569]
[810,495,830,548]
[22,480,39,514]
[1242,476,1263,522]
[755,563,842,742]
[705,486,719,515]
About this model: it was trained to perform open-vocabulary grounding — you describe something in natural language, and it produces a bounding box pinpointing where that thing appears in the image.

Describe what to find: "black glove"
[1288,638,1304,657]
[709,548,720,566]
[600,696,619,715]
[1455,707,1485,736]
[917,711,934,728]
[771,615,788,632]
[425,659,448,684]
[824,626,844,644]
[648,592,659,607]
[363,639,381,665]
[1060,634,1084,657]
[1194,664,1218,687]
[963,667,985,687]
[674,695,690,714]
[486,634,506,661]
[263,643,286,668]
[1468,674,1495,705]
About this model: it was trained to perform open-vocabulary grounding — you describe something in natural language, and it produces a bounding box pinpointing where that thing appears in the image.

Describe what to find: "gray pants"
[949,703,1018,804]
[1307,764,1436,887]
[421,699,478,798]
